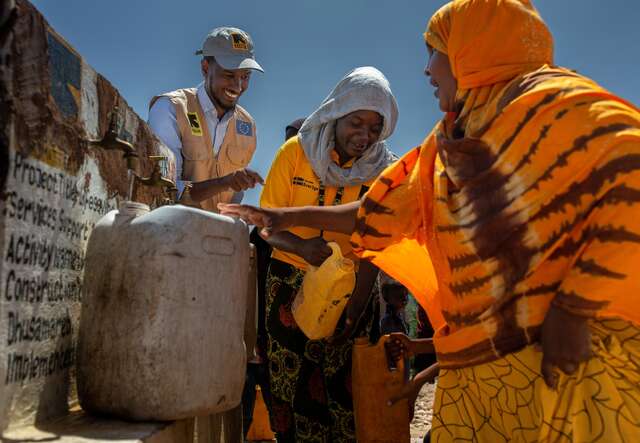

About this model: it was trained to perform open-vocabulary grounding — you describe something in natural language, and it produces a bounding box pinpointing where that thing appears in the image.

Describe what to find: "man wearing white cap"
[148,27,263,443]
[148,27,264,211]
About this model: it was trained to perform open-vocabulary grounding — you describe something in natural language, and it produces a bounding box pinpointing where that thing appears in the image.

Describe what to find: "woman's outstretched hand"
[218,203,289,238]
[297,237,332,267]
[385,333,415,362]
[385,334,436,362]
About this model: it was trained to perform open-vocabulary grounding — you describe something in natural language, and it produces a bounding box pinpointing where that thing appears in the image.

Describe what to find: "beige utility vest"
[150,88,256,212]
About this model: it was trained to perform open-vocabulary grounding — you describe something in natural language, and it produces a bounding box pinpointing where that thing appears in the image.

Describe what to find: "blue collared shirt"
[148,83,234,194]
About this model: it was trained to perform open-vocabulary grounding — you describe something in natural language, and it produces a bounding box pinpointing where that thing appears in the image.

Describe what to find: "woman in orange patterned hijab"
[222,1,640,440]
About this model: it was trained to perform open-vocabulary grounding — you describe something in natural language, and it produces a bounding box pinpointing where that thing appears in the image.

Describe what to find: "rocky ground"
[410,382,435,442]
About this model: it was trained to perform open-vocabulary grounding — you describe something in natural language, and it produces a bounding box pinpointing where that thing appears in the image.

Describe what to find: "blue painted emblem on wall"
[236,119,253,137]
[47,31,81,119]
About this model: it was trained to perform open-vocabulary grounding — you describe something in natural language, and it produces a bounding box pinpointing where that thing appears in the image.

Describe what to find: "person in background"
[147,26,264,443]
[242,117,305,438]
[379,275,409,336]
[285,118,305,141]
[258,67,398,442]
[148,26,263,211]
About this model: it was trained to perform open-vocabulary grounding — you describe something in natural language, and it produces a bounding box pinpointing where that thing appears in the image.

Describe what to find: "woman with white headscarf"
[258,66,398,442]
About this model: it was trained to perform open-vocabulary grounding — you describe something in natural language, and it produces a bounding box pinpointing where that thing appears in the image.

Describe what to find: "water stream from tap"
[127,169,135,201]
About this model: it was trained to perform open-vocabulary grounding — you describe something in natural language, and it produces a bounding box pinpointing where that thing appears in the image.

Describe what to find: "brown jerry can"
[352,336,411,443]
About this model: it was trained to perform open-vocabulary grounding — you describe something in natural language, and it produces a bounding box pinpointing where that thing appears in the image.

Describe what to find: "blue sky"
[32,0,640,205]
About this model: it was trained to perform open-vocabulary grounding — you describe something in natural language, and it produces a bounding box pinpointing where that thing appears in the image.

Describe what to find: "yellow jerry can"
[292,242,356,340]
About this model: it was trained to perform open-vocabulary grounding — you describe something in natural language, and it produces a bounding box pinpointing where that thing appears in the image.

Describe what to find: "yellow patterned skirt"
[431,318,640,442]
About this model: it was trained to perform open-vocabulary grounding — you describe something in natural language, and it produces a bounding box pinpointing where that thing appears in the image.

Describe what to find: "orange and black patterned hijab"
[352,0,640,368]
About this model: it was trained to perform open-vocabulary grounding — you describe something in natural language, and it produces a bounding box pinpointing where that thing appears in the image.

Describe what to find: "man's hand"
[540,304,592,389]
[297,237,332,267]
[221,168,264,192]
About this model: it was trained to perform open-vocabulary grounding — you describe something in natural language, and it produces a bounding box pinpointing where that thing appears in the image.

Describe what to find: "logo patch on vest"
[231,33,249,51]
[236,119,253,137]
[187,112,203,136]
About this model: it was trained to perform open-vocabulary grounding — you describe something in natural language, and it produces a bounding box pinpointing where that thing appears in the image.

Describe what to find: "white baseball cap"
[196,27,264,73]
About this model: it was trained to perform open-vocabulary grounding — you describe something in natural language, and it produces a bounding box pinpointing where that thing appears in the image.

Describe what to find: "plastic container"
[77,202,250,421]
[245,245,258,360]
[352,336,411,443]
[292,242,355,340]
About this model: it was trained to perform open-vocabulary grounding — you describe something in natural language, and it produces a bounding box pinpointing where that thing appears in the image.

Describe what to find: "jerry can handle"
[381,334,402,372]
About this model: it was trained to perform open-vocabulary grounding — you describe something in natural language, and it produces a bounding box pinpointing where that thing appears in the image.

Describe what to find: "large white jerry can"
[77,202,249,421]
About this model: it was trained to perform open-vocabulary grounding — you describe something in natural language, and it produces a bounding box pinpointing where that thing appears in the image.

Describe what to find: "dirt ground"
[410,382,435,442]
[244,382,436,442]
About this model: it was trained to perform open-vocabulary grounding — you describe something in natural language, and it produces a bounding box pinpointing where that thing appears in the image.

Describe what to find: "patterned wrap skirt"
[265,258,378,443]
[431,318,640,442]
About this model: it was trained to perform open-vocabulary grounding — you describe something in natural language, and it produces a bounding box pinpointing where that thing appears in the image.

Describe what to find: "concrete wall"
[0,0,176,431]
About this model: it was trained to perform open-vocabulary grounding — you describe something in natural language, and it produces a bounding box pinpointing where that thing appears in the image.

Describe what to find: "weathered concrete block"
[0,0,177,435]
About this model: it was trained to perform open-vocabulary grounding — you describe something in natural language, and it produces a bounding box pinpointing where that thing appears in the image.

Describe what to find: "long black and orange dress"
[260,67,398,443]
[351,1,640,442]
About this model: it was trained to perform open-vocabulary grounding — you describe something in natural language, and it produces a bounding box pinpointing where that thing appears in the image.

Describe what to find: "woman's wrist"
[414,338,435,355]
[413,362,440,386]
[286,207,302,229]
[287,206,317,230]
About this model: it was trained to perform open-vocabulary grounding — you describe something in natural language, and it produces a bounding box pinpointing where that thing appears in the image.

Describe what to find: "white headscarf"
[298,67,399,187]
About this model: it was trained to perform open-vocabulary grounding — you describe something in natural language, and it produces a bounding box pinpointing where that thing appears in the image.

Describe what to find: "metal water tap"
[164,184,179,206]
[177,183,202,209]
[87,106,139,171]
[134,156,177,205]
[136,156,175,188]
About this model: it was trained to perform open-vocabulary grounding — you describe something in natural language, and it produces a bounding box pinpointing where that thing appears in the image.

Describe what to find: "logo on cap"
[231,33,249,51]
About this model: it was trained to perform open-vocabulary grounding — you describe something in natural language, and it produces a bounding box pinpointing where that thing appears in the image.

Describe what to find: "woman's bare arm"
[218,201,361,237]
